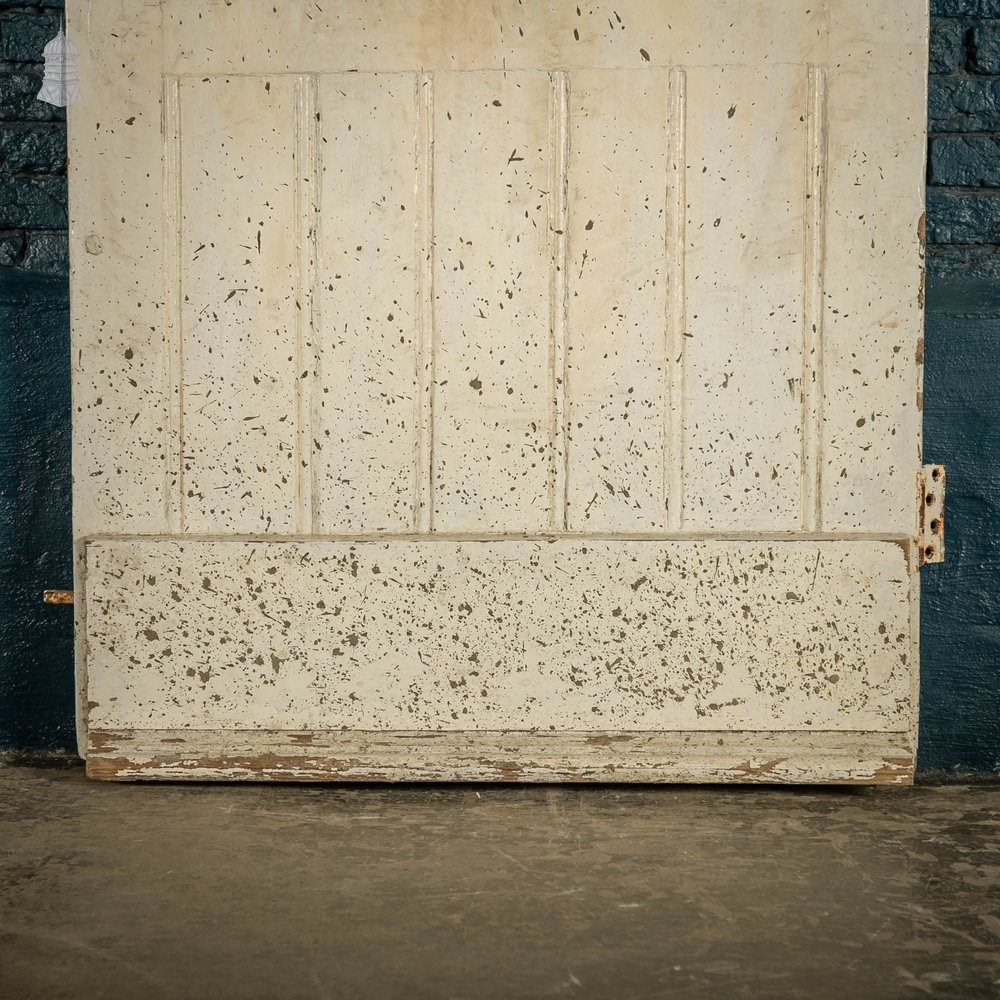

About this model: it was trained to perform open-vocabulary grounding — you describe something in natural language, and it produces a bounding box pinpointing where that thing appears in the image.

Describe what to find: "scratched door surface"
[69,1,928,782]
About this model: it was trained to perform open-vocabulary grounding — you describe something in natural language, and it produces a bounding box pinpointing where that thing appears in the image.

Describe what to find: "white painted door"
[69,1,928,782]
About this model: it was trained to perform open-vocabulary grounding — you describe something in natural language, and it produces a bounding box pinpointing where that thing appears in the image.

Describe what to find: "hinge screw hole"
[925,493,935,506]
[925,545,936,559]
[932,468,942,481]
[930,518,941,534]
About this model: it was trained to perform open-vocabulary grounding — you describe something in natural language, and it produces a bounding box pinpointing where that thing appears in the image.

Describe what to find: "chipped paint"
[85,537,912,734]
[84,730,915,785]
[42,589,74,605]
[68,1,927,781]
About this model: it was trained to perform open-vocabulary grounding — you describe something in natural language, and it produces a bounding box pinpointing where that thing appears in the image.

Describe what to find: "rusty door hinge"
[918,465,945,566]
[43,589,74,605]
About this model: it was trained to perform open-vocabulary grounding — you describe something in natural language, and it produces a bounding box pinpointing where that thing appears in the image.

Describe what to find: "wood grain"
[87,729,914,785]
[68,0,927,781]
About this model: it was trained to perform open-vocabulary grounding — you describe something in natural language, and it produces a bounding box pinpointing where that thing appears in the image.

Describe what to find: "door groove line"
[415,71,436,533]
[162,75,184,533]
[549,70,571,532]
[84,530,912,545]
[802,65,828,532]
[665,67,687,532]
[294,74,319,535]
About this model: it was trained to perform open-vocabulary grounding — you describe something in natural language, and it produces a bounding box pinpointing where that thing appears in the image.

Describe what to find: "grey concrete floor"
[1,759,999,1000]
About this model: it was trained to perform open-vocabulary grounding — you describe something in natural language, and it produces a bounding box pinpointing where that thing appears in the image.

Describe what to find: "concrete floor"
[1,759,999,1000]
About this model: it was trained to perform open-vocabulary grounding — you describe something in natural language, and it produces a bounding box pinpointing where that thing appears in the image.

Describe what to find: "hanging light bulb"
[37,21,81,108]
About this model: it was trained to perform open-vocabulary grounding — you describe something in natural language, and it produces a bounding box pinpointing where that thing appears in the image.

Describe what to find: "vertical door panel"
[432,72,554,532]
[179,77,300,534]
[681,66,809,531]
[565,69,669,532]
[821,7,926,533]
[313,74,421,533]
[69,2,168,537]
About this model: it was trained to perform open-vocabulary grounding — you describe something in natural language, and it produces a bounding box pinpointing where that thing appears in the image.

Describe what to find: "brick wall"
[0,0,67,275]
[928,0,1000,278]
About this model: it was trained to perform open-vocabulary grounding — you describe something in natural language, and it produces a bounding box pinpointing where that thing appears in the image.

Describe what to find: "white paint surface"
[68,1,928,780]
[85,537,912,733]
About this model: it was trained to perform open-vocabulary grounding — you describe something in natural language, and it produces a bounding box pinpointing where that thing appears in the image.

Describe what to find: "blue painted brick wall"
[0,0,73,752]
[923,1,1000,775]
[0,1,67,273]
[1,2,999,772]
[928,0,1000,278]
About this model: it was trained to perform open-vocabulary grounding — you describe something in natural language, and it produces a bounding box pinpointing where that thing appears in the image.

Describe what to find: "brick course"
[933,0,1000,17]
[0,2,66,273]
[0,125,65,173]
[969,21,1000,73]
[929,135,1000,187]
[927,190,1000,244]
[928,5,1000,280]
[931,19,965,74]
[0,10,59,64]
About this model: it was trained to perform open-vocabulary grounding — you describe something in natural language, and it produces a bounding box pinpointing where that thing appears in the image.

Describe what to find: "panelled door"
[70,1,929,782]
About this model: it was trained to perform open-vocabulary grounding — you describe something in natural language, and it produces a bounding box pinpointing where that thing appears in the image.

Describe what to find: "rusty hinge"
[918,465,945,567]
[43,589,74,605]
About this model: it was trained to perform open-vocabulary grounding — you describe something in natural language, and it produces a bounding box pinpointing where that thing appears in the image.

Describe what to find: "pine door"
[69,1,929,782]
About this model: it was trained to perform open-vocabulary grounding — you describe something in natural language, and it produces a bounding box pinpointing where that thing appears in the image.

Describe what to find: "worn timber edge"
[43,589,74,605]
[87,730,914,785]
